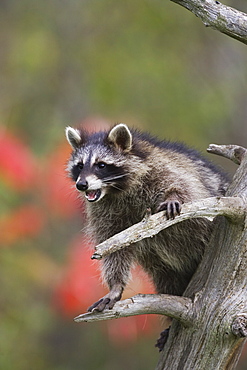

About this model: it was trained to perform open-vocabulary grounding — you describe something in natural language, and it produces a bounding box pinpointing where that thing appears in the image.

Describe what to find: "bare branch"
[74,294,193,326]
[170,0,247,45]
[207,144,247,165]
[92,196,245,260]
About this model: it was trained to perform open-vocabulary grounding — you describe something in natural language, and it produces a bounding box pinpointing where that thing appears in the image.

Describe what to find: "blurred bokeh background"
[0,1,247,369]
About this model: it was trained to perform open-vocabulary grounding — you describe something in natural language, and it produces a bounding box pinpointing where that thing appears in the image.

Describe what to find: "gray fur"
[66,124,229,311]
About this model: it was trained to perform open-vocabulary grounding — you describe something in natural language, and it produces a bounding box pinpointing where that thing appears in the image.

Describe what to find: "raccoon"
[65,123,228,314]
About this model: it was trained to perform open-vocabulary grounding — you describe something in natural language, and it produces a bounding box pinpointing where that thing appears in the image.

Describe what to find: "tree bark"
[156,147,247,369]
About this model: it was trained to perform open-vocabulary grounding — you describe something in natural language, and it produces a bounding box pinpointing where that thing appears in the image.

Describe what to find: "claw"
[88,288,123,312]
[157,200,181,219]
[88,298,111,312]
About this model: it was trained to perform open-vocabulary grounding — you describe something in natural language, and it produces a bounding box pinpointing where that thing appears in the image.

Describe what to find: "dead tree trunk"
[156,146,247,368]
[75,145,247,370]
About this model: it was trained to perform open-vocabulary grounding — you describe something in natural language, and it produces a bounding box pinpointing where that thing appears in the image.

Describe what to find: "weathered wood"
[92,196,245,260]
[156,149,247,369]
[74,294,193,326]
[170,0,247,45]
[207,144,247,165]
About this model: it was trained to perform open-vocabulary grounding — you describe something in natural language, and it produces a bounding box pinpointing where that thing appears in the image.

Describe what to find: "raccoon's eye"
[97,162,106,169]
[77,163,84,170]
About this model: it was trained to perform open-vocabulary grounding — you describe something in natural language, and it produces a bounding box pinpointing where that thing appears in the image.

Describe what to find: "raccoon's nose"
[76,180,88,191]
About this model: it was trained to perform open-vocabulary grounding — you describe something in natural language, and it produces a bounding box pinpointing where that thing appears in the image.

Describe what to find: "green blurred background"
[0,0,247,369]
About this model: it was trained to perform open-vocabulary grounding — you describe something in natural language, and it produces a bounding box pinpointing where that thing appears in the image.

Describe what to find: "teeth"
[85,189,101,202]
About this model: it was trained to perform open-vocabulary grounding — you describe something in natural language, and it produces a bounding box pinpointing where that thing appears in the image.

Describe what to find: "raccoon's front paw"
[157,200,181,219]
[157,200,181,220]
[87,291,122,312]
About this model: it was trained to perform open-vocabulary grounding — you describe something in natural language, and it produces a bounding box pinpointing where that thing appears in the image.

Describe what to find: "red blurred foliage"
[53,237,156,317]
[105,267,159,344]
[0,129,36,191]
[42,142,81,218]
[0,204,44,246]
[53,236,107,316]
[0,129,44,246]
[107,314,159,346]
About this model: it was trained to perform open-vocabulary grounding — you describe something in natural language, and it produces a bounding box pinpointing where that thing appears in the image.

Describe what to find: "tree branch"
[207,144,247,165]
[170,0,247,45]
[74,294,194,326]
[92,196,245,260]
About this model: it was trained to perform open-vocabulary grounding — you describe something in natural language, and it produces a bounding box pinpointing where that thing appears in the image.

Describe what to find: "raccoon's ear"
[108,123,132,152]
[65,126,82,149]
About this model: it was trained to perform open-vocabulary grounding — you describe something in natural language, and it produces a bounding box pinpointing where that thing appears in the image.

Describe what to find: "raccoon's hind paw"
[155,327,170,352]
[87,291,122,312]
[87,297,111,312]
[157,200,181,220]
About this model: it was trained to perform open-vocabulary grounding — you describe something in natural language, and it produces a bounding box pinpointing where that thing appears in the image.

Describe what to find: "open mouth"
[85,189,102,202]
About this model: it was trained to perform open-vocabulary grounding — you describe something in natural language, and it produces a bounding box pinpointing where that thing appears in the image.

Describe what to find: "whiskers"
[102,173,129,192]
[109,183,125,192]
[102,173,129,183]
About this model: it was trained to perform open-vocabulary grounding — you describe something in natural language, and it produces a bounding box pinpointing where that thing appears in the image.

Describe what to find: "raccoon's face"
[66,124,132,202]
[69,152,129,202]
